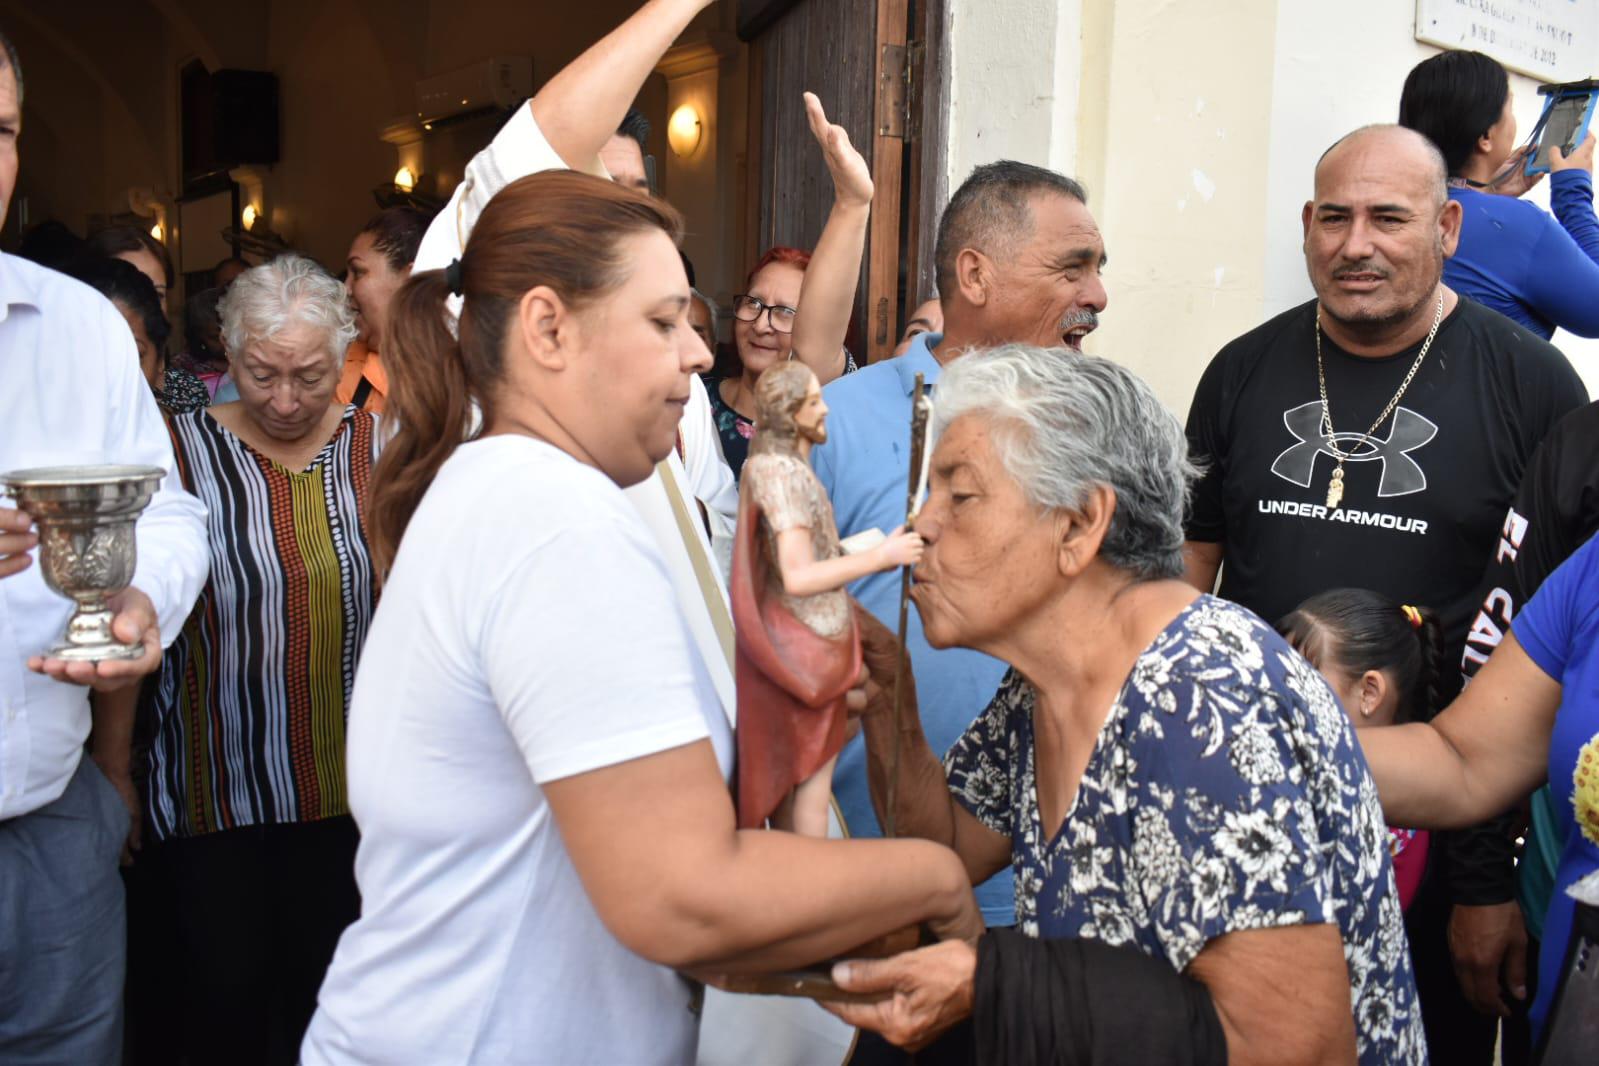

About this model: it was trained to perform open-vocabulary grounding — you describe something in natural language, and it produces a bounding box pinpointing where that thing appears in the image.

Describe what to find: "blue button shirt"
[812,332,1015,925]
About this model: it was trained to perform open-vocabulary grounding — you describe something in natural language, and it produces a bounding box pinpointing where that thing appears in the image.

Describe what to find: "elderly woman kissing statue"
[827,345,1426,1065]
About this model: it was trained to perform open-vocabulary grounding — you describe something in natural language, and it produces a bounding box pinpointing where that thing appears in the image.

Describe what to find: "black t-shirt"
[1185,297,1587,668]
[1461,399,1599,678]
[1449,399,1599,904]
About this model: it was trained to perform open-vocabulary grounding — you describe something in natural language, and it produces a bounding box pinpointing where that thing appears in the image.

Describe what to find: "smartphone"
[1526,83,1599,176]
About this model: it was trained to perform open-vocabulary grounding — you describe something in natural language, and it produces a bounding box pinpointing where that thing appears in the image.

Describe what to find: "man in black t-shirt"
[1183,125,1588,1064]
[1184,126,1585,665]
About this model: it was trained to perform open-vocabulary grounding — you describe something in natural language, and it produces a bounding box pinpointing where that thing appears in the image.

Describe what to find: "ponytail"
[1276,587,1446,724]
[366,169,684,575]
[1411,606,1447,722]
[369,269,477,574]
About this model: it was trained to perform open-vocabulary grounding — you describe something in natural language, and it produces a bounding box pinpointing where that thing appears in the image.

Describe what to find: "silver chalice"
[0,465,166,661]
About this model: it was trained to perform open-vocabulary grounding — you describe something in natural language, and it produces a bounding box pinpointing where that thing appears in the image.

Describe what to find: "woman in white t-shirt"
[301,170,980,1065]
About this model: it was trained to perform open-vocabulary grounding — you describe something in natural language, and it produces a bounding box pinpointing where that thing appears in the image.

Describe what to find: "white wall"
[946,0,1083,184]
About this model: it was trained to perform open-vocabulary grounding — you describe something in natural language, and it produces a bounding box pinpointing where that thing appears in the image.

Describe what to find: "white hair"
[691,286,719,338]
[219,253,357,367]
[933,343,1198,580]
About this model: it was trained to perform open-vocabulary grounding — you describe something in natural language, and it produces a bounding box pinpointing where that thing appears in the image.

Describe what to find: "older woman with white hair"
[828,345,1425,1065]
[135,254,381,1064]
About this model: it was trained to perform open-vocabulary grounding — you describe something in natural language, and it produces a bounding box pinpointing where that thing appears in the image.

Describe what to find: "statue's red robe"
[730,483,861,830]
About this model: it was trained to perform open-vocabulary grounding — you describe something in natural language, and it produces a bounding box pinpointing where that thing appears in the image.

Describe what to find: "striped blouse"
[144,405,381,841]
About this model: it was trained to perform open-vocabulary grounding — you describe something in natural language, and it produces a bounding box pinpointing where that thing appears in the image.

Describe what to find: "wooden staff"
[886,373,932,838]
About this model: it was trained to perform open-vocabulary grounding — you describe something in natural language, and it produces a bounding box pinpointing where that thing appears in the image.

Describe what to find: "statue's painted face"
[794,375,829,445]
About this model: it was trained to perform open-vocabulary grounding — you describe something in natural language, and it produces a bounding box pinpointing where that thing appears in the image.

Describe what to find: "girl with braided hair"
[1279,588,1446,909]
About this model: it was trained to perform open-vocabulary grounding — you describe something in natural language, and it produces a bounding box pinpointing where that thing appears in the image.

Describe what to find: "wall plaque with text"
[1416,0,1599,83]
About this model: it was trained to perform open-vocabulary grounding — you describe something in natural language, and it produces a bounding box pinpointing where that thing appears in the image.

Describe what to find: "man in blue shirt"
[812,160,1109,929]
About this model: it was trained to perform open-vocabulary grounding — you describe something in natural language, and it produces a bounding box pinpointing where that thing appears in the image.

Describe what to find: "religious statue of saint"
[731,361,923,835]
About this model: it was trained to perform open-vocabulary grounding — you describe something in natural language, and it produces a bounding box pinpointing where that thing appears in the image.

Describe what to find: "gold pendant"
[1326,465,1345,510]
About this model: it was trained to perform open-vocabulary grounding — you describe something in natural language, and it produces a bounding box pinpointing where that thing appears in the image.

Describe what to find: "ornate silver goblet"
[0,465,166,661]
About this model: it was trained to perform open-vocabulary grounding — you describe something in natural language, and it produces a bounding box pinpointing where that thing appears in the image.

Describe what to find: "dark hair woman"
[1399,50,1599,339]
[303,169,977,1064]
[1279,588,1447,910]
[176,286,233,401]
[707,94,865,479]
[72,257,208,413]
[338,206,433,412]
[88,225,175,312]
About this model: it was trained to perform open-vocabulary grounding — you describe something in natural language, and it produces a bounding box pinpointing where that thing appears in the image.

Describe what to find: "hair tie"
[443,258,464,296]
[1401,604,1423,630]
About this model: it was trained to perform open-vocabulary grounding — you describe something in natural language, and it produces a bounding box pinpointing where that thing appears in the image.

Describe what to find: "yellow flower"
[1575,733,1599,847]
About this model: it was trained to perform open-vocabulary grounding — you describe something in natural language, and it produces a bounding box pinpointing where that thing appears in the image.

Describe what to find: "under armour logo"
[1270,401,1437,498]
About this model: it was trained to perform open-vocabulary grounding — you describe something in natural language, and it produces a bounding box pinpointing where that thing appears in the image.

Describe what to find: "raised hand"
[804,91,873,208]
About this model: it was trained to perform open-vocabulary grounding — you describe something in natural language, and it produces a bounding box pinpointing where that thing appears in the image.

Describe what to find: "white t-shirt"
[303,436,733,1065]
[411,101,739,727]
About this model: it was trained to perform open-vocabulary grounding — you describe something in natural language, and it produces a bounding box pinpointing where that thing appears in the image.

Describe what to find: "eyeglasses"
[732,294,798,334]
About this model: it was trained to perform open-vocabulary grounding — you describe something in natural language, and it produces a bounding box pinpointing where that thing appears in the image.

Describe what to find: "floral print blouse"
[945,595,1426,1065]
[156,367,211,415]
[706,376,756,480]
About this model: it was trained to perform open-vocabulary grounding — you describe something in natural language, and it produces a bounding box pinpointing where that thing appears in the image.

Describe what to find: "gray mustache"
[1333,261,1390,279]
[1059,310,1099,331]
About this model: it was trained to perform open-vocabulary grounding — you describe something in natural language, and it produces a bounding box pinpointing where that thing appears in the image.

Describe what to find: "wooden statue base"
[706,924,922,1004]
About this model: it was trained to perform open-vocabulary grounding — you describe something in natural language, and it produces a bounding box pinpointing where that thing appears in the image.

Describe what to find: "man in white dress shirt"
[412,0,740,718]
[0,35,208,1064]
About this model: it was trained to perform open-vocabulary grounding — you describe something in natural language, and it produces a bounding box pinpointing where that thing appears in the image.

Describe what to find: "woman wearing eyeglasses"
[708,93,866,479]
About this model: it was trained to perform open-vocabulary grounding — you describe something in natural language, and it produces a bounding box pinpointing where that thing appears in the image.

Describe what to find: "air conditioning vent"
[417,58,534,127]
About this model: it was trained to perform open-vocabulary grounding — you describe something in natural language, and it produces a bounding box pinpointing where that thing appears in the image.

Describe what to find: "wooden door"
[739,0,946,364]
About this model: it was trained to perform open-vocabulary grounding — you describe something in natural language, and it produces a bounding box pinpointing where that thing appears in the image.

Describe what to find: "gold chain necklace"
[1314,291,1445,510]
